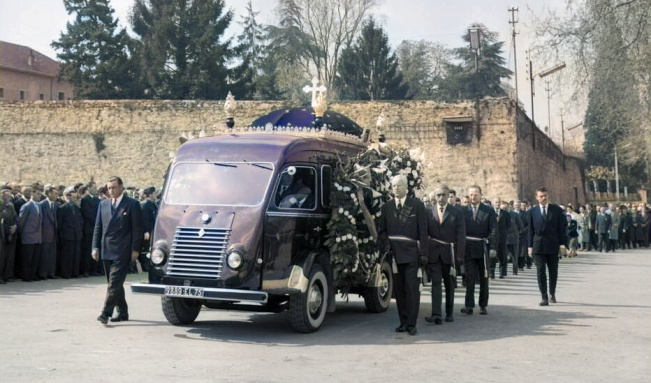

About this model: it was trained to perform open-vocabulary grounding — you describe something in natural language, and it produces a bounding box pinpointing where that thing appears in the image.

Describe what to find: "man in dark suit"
[528,186,568,306]
[139,187,158,272]
[514,200,530,269]
[1,188,19,282]
[595,205,612,252]
[378,175,428,336]
[424,185,465,325]
[17,188,43,282]
[92,176,143,324]
[584,203,598,250]
[39,185,59,279]
[462,185,497,315]
[58,187,83,279]
[491,197,511,279]
[80,183,101,276]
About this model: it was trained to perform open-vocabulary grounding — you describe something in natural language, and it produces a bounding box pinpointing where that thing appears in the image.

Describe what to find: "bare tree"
[276,0,380,89]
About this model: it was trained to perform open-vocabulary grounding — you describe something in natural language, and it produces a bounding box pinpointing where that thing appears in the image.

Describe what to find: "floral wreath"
[325,142,426,291]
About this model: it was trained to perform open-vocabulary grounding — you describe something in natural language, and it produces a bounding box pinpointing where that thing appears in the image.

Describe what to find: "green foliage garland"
[325,143,425,291]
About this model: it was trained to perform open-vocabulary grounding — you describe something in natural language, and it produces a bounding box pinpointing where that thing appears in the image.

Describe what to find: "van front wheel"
[363,261,392,313]
[289,264,328,333]
[161,296,201,325]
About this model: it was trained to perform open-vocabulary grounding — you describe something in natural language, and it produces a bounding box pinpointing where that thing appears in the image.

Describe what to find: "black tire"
[363,261,392,313]
[161,296,201,325]
[289,264,328,333]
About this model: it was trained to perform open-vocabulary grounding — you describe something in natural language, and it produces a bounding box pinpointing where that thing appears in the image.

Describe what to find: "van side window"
[276,166,316,209]
[321,165,332,208]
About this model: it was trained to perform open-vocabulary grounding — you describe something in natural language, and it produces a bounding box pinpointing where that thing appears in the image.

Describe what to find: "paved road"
[2,248,650,383]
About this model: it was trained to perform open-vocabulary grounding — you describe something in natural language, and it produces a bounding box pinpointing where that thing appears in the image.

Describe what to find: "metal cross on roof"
[302,77,327,107]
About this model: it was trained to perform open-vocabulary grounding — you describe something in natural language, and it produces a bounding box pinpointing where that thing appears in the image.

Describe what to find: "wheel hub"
[308,284,323,315]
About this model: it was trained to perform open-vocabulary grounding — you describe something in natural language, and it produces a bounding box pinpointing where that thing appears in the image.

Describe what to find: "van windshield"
[164,162,274,206]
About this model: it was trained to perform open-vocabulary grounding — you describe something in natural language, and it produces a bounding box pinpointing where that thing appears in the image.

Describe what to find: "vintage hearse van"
[131,124,393,332]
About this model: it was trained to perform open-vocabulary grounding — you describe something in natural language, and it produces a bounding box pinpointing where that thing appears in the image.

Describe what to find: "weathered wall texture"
[0,98,584,205]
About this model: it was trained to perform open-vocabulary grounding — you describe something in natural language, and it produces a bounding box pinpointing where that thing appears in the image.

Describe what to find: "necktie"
[542,205,547,219]
[111,199,117,214]
[472,205,477,220]
[439,206,444,221]
[397,200,402,211]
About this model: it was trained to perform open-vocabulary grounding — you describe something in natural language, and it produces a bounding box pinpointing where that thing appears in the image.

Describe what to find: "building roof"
[0,40,61,77]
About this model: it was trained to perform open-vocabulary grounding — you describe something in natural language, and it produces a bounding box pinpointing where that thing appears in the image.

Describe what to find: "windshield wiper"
[208,159,237,168]
[242,160,272,171]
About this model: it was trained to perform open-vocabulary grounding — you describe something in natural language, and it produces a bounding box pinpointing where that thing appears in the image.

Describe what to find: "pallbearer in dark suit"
[462,185,497,315]
[377,175,428,336]
[424,185,465,325]
[80,183,101,276]
[491,197,511,279]
[92,176,143,324]
[528,187,568,306]
[39,185,59,279]
[58,187,83,278]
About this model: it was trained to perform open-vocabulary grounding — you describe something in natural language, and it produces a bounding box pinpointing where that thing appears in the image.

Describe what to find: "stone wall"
[0,98,585,205]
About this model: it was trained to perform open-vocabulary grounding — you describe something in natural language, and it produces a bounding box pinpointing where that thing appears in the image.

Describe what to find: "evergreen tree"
[335,18,408,100]
[437,23,512,102]
[396,40,450,100]
[130,0,248,100]
[51,0,142,99]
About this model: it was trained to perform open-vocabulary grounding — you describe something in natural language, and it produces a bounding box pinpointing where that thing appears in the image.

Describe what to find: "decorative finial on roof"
[224,91,237,128]
[376,111,386,143]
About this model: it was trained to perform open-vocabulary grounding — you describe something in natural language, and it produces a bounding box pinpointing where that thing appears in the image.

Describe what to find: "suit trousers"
[59,240,81,278]
[394,262,420,327]
[518,234,528,268]
[534,253,559,298]
[40,241,57,277]
[20,243,42,281]
[427,261,454,317]
[465,256,489,308]
[102,257,131,317]
[2,241,16,280]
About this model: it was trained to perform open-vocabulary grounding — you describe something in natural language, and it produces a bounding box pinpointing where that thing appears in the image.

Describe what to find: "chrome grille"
[167,227,231,279]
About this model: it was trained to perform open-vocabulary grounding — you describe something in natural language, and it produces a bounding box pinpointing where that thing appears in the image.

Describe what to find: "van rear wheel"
[289,264,328,333]
[363,261,392,313]
[161,296,201,325]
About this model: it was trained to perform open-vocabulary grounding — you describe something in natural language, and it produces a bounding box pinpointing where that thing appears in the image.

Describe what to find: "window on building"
[19,90,26,100]
[443,116,474,145]
[39,93,45,100]
[0,88,4,98]
[58,92,65,100]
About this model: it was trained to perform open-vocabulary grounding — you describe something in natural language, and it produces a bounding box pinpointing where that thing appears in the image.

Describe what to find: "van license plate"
[164,286,205,297]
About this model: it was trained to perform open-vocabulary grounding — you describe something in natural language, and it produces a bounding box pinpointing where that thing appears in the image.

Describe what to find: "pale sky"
[0,0,581,144]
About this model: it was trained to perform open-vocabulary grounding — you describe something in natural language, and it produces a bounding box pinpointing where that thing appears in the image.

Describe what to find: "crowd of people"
[0,180,159,284]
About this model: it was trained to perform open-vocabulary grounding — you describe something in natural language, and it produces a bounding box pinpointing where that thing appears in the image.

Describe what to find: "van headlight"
[227,250,244,270]
[150,240,169,266]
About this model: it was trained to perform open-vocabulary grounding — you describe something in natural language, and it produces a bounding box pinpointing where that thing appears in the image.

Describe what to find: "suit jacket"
[426,204,466,264]
[18,200,42,244]
[528,203,569,255]
[378,197,428,264]
[463,203,497,259]
[595,213,611,234]
[586,209,597,230]
[92,195,143,261]
[506,210,522,245]
[517,209,529,237]
[58,202,83,241]
[39,199,58,243]
[141,200,158,234]
[80,194,100,235]
[1,203,18,243]
[495,208,511,242]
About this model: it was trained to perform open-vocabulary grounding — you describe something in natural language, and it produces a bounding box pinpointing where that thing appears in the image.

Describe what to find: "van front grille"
[167,227,231,279]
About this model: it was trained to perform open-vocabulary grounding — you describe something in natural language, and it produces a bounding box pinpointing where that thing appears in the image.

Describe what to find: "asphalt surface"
[1,247,650,383]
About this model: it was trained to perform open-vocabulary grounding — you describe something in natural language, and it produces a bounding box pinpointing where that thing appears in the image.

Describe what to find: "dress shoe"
[499,275,505,279]
[460,307,473,315]
[97,313,109,324]
[539,299,549,306]
[480,307,488,315]
[425,315,443,325]
[395,324,408,333]
[110,314,129,323]
[550,295,557,303]
[407,326,418,336]
[445,315,454,323]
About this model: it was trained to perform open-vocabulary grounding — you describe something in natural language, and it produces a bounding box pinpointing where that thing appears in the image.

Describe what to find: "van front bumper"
[131,283,268,304]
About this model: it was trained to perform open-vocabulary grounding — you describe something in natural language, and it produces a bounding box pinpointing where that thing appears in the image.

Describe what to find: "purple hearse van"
[131,128,393,332]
